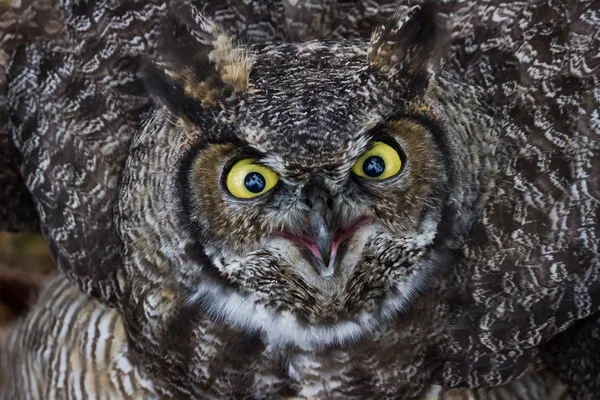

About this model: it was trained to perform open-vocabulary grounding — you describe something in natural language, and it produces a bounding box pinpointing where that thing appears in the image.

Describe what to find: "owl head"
[120,1,455,348]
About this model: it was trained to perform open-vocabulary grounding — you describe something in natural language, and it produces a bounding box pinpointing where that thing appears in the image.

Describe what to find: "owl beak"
[309,206,335,279]
[306,186,335,279]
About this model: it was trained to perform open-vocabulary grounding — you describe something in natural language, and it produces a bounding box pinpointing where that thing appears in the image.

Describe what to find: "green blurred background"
[0,232,55,274]
[0,232,55,326]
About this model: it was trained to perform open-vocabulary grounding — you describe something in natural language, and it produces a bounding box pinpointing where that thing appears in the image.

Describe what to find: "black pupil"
[363,156,385,177]
[244,172,266,193]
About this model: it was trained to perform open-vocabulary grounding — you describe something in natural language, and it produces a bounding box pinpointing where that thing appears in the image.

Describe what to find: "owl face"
[132,3,450,346]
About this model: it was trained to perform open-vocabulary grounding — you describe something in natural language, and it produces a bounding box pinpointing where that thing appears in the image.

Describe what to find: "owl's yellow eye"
[352,141,402,180]
[225,158,279,199]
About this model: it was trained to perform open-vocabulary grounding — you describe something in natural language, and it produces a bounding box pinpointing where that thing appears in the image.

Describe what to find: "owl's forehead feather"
[230,41,412,164]
[237,120,375,181]
[248,40,387,100]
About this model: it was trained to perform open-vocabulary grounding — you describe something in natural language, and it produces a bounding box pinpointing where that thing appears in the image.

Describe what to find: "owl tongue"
[281,234,333,266]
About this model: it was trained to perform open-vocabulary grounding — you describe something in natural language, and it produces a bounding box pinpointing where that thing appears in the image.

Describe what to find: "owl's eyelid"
[362,119,387,139]
[367,134,402,150]
[354,135,404,166]
[222,153,271,173]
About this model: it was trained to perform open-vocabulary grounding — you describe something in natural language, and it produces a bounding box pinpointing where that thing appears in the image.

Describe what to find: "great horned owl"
[0,0,599,399]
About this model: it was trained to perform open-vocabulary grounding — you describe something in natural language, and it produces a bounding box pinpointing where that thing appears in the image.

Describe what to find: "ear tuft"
[143,2,254,118]
[367,2,446,79]
[208,30,255,93]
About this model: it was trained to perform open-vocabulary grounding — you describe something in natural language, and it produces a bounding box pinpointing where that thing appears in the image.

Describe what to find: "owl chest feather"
[1,276,571,400]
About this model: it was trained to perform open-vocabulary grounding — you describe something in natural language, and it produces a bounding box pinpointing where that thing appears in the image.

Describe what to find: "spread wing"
[2,0,167,304]
[432,0,600,393]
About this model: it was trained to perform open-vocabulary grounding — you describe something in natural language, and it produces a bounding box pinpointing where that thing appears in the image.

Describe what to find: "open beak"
[274,180,372,280]
[275,186,371,280]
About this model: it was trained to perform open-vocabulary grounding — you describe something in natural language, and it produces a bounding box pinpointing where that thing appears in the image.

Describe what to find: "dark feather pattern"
[367,2,447,78]
[0,1,43,233]
[1,0,599,399]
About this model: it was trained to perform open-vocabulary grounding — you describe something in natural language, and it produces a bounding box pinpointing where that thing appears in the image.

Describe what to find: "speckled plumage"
[0,274,571,400]
[0,0,599,399]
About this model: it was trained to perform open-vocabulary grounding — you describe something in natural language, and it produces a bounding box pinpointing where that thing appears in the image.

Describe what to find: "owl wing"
[434,0,600,391]
[1,0,169,304]
[0,4,40,233]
